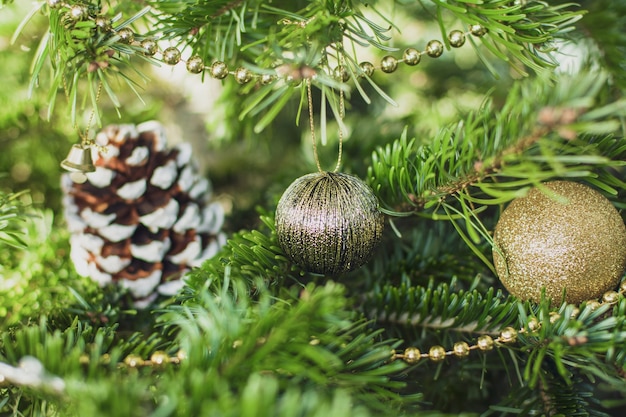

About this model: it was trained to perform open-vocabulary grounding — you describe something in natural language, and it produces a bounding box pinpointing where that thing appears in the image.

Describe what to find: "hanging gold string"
[333,45,345,173]
[306,79,323,173]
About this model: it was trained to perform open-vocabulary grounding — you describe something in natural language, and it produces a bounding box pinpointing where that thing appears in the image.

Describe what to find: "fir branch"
[363,278,519,335]
[15,0,590,129]
[0,189,28,250]
[157,278,416,415]
[15,2,155,123]
[579,0,626,90]
[182,213,298,298]
[370,72,625,213]
[430,0,585,77]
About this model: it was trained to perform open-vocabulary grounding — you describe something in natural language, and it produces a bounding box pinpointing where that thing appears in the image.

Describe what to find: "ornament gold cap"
[61,144,96,173]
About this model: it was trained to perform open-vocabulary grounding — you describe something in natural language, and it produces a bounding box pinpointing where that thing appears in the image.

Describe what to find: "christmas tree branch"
[370,72,626,215]
[10,0,588,132]
[0,188,28,250]
[430,0,584,77]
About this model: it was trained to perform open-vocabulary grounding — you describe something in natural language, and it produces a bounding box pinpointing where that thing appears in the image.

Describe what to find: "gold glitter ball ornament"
[493,181,626,304]
[275,171,384,275]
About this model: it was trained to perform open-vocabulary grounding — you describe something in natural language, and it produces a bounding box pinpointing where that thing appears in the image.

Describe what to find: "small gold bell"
[61,144,96,173]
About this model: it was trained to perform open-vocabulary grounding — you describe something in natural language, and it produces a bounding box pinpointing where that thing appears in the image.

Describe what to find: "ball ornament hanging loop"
[275,171,384,275]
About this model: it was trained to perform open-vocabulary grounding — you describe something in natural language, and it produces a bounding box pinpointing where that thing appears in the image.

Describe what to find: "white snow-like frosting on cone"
[173,203,200,233]
[81,207,116,229]
[126,146,150,166]
[137,121,167,151]
[112,124,138,143]
[177,165,195,192]
[197,202,224,234]
[131,238,172,263]
[150,159,178,189]
[65,211,86,233]
[158,278,186,296]
[139,198,179,232]
[86,167,115,187]
[73,233,105,253]
[168,236,202,264]
[189,177,210,200]
[87,262,113,286]
[70,243,91,277]
[117,179,147,200]
[121,269,162,299]
[98,223,137,242]
[190,238,223,268]
[96,255,132,274]
[175,143,193,167]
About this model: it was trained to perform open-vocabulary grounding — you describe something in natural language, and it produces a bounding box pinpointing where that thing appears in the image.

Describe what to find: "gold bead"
[403,347,421,364]
[162,47,181,65]
[570,307,580,318]
[527,317,540,331]
[448,30,466,48]
[380,56,398,73]
[453,341,470,357]
[141,39,158,56]
[124,354,144,368]
[100,353,111,364]
[260,73,276,85]
[470,24,488,37]
[210,61,229,79]
[79,354,90,365]
[549,311,560,324]
[117,27,135,44]
[620,280,626,293]
[603,290,620,304]
[476,335,494,351]
[499,327,518,343]
[585,300,601,311]
[426,40,444,58]
[69,4,88,21]
[186,55,205,74]
[402,48,421,66]
[333,66,349,82]
[150,351,170,366]
[358,61,375,77]
[95,17,111,32]
[176,349,187,361]
[428,345,447,362]
[234,67,252,84]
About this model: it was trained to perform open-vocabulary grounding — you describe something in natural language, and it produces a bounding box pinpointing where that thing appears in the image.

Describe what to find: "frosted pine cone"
[62,121,226,307]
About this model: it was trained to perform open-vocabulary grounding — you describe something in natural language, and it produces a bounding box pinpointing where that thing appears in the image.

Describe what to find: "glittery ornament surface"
[493,181,626,304]
[275,171,384,275]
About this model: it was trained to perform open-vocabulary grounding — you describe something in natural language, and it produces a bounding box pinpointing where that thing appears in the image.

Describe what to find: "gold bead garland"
[392,282,626,365]
[48,0,488,86]
[71,282,626,372]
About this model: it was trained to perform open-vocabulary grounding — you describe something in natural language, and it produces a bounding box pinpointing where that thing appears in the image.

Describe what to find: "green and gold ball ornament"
[493,181,626,304]
[275,171,384,275]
